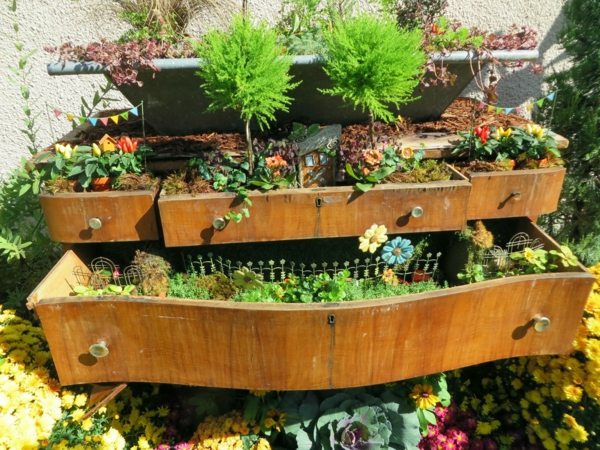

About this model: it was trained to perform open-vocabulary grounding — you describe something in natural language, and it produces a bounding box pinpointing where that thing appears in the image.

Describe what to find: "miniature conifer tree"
[196,15,299,174]
[321,15,425,147]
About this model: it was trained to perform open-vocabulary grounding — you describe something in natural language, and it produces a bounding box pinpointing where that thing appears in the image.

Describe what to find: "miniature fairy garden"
[35,5,565,242]
[66,219,580,304]
[6,0,600,448]
[25,0,595,424]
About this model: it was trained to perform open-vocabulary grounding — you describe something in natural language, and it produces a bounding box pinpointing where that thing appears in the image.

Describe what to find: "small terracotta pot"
[411,269,432,283]
[91,177,112,192]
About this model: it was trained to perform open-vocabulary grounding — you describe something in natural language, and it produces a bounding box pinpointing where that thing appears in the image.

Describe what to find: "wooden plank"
[465,166,566,220]
[158,169,471,247]
[39,185,160,243]
[34,270,593,389]
[27,250,89,309]
[83,383,128,420]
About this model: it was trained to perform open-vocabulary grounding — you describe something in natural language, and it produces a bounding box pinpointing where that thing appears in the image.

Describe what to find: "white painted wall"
[0,0,569,178]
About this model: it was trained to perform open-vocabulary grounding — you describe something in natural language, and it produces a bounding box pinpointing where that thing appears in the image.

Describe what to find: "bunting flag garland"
[478,91,557,116]
[51,103,143,128]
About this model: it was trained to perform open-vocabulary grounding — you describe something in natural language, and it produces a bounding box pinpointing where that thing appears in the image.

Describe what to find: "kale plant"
[280,389,423,450]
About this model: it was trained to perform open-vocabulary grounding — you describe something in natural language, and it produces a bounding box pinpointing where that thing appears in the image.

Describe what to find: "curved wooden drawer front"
[34,270,593,389]
[158,175,470,247]
[39,188,160,243]
[466,167,566,220]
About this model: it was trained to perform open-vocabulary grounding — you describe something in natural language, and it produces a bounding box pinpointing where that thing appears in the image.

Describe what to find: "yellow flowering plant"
[449,263,600,449]
[452,125,563,169]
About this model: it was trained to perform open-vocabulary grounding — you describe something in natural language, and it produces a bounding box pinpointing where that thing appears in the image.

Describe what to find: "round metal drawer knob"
[411,206,424,218]
[89,341,109,358]
[511,192,522,202]
[533,316,551,333]
[212,217,227,230]
[88,217,103,230]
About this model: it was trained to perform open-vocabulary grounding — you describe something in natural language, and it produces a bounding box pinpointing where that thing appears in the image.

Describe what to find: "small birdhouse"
[98,134,117,153]
[297,124,341,188]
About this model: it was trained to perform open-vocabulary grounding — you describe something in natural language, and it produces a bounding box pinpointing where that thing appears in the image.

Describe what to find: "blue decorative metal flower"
[381,237,414,265]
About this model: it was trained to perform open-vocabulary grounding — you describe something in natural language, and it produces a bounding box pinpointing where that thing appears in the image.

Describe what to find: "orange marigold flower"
[265,155,287,169]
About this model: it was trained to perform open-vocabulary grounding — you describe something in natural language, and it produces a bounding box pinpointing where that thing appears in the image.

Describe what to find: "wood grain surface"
[158,167,470,247]
[465,166,566,220]
[39,186,160,243]
[31,221,594,389]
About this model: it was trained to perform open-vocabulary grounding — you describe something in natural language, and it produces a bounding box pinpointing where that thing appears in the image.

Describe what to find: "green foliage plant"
[0,2,60,309]
[452,125,562,169]
[321,15,425,147]
[345,146,425,192]
[115,0,209,43]
[426,16,484,52]
[72,284,136,296]
[7,0,40,157]
[538,0,600,250]
[509,245,579,275]
[167,273,211,299]
[275,0,358,55]
[277,0,325,54]
[232,271,440,303]
[195,15,300,175]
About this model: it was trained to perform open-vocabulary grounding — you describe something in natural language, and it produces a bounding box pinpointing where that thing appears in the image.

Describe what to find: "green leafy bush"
[539,0,600,255]
[116,0,208,43]
[195,15,299,174]
[321,14,425,146]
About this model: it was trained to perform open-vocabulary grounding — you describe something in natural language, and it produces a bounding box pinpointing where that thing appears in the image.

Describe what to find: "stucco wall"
[0,0,569,178]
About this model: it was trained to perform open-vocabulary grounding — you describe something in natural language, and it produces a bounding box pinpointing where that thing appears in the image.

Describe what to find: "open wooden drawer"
[28,219,594,389]
[39,184,160,243]
[464,166,566,220]
[157,165,470,247]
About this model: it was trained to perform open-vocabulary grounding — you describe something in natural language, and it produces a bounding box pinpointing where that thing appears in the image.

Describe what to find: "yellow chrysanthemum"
[571,423,589,442]
[562,384,583,403]
[71,408,85,422]
[585,293,600,313]
[526,389,543,405]
[81,418,94,431]
[511,378,523,390]
[358,224,388,254]
[410,383,440,409]
[585,317,600,337]
[555,428,572,445]
[475,421,493,435]
[584,338,600,361]
[74,393,88,408]
[542,437,557,450]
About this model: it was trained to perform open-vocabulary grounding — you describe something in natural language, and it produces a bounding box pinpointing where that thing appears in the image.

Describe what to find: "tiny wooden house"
[297,124,340,188]
[98,134,117,153]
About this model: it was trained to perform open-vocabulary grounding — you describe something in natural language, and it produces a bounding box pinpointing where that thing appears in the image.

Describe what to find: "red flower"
[117,136,139,153]
[473,126,490,144]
